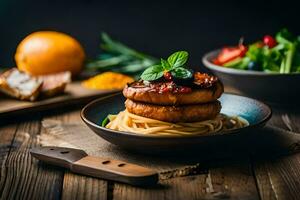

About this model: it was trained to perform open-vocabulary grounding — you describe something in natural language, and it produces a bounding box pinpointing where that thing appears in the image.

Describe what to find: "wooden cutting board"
[0,81,118,118]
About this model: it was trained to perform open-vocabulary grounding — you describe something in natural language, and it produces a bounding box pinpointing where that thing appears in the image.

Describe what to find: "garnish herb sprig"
[140,51,192,81]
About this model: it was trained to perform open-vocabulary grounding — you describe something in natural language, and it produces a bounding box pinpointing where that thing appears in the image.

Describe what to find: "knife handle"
[71,156,158,186]
[30,147,158,186]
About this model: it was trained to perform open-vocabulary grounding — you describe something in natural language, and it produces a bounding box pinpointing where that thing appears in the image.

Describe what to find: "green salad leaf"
[218,28,300,73]
[275,29,297,73]
[292,51,300,72]
[276,28,294,45]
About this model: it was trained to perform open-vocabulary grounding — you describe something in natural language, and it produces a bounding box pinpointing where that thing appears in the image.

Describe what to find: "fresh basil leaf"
[161,58,171,70]
[171,67,193,79]
[140,65,164,81]
[167,51,189,69]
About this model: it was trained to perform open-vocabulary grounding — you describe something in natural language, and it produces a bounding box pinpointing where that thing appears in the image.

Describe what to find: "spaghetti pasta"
[105,109,249,136]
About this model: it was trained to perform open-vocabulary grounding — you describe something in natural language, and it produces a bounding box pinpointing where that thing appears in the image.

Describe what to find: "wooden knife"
[30,146,159,186]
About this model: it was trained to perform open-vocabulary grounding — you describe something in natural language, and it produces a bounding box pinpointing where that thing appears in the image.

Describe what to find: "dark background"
[1,0,299,67]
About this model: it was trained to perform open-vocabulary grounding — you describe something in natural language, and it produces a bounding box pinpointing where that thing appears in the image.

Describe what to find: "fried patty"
[125,99,221,123]
[123,81,223,106]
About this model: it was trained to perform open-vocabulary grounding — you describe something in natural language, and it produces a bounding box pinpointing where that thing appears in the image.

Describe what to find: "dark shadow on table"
[106,125,300,169]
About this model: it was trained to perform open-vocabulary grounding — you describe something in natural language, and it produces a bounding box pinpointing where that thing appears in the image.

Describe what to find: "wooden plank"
[0,124,18,168]
[208,163,259,200]
[113,175,206,200]
[43,110,108,200]
[254,154,300,200]
[112,162,259,200]
[0,82,117,119]
[253,108,300,200]
[62,174,108,200]
[0,124,19,198]
[267,105,300,132]
[0,119,64,200]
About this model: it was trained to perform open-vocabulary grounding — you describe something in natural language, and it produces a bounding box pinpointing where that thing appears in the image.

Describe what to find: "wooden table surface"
[0,100,300,200]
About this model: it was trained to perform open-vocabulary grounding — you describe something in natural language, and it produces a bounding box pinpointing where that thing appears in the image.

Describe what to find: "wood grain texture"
[208,163,259,200]
[62,173,107,200]
[253,108,300,200]
[113,162,259,200]
[44,110,109,200]
[1,95,300,200]
[0,119,63,200]
[0,124,19,199]
[0,124,18,168]
[254,154,300,200]
[113,175,207,200]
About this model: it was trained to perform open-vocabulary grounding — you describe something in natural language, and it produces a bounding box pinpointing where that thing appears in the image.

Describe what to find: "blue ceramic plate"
[81,93,271,153]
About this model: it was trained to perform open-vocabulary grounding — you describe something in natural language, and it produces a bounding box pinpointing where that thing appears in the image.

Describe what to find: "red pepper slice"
[213,45,247,65]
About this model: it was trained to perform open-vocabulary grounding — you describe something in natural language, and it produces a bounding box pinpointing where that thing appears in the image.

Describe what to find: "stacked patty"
[123,72,224,123]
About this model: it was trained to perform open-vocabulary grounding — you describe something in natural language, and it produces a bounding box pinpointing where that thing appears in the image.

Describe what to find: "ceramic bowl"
[202,49,300,104]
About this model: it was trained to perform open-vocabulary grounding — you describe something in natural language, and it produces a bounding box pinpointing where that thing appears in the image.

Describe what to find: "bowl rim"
[81,93,272,139]
[202,49,300,76]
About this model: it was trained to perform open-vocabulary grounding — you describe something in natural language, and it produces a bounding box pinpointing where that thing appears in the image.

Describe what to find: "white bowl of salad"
[202,29,300,104]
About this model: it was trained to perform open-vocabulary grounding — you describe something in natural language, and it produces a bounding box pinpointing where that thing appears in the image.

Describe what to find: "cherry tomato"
[263,35,277,48]
[163,71,172,81]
